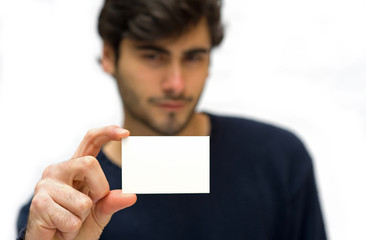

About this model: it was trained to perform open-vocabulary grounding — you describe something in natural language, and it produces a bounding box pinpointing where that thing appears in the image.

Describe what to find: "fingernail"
[117,128,128,135]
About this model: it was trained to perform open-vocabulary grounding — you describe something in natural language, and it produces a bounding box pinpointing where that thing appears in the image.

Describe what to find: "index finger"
[73,125,130,158]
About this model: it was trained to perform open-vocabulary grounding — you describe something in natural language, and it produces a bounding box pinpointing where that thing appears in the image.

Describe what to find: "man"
[17,0,327,239]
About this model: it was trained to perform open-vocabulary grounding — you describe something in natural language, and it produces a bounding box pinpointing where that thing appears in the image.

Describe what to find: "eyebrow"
[135,45,209,56]
[184,48,209,56]
[136,45,170,54]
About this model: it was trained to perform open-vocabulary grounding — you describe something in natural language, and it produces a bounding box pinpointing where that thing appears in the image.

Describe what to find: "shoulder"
[208,112,305,150]
[207,113,321,212]
[207,112,313,177]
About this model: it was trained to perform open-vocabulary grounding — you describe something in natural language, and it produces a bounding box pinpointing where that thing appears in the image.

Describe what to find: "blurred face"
[106,19,211,135]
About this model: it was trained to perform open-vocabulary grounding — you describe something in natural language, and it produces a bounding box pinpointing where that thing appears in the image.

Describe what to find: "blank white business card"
[122,136,210,194]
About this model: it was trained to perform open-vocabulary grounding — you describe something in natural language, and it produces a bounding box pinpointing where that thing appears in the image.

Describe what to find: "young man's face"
[105,18,211,135]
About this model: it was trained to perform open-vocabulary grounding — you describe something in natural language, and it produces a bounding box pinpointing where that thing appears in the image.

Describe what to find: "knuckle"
[67,217,82,233]
[78,196,93,212]
[85,128,97,141]
[85,132,100,150]
[52,211,82,233]
[80,156,98,169]
[34,179,49,193]
[41,163,59,179]
[30,193,50,213]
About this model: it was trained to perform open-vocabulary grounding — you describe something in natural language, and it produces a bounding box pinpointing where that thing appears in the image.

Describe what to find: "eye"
[185,53,203,62]
[142,52,166,61]
[183,52,207,66]
[143,53,160,60]
[140,52,169,67]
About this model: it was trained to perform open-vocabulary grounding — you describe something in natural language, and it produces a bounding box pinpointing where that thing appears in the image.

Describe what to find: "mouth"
[156,101,186,111]
[149,96,193,112]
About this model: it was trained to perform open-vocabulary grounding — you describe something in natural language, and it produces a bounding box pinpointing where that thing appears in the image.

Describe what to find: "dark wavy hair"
[98,0,224,61]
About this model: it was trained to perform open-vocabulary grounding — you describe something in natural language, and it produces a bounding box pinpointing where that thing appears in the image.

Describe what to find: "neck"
[103,112,210,167]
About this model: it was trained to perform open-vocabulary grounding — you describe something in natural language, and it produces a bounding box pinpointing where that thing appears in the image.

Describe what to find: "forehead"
[122,18,211,53]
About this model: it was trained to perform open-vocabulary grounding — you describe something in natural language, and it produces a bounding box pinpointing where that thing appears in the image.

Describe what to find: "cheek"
[188,69,208,94]
[119,67,163,102]
[116,75,139,105]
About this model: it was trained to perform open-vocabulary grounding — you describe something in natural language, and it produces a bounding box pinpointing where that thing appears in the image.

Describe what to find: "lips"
[156,101,186,111]
[148,96,193,112]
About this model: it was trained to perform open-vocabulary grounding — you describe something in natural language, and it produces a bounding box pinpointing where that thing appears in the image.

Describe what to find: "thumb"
[94,189,137,227]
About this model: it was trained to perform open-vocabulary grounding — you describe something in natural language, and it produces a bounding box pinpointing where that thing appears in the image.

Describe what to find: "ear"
[101,42,116,75]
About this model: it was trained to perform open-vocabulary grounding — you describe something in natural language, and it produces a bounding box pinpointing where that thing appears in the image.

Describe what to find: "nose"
[161,62,184,96]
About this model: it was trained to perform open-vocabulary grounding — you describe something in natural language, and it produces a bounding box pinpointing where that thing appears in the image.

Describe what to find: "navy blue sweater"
[17,114,327,239]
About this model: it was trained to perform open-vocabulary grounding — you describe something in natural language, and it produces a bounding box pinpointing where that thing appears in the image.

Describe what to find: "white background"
[1,0,365,239]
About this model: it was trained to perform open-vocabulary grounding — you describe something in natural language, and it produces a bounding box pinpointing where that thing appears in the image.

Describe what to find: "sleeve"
[16,200,31,240]
[16,228,26,240]
[285,139,327,240]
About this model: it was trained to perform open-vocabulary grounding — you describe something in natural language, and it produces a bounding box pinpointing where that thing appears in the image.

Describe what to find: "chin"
[153,123,185,136]
[152,118,189,136]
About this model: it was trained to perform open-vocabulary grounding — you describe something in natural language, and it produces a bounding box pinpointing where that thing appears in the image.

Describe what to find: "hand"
[25,125,137,240]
